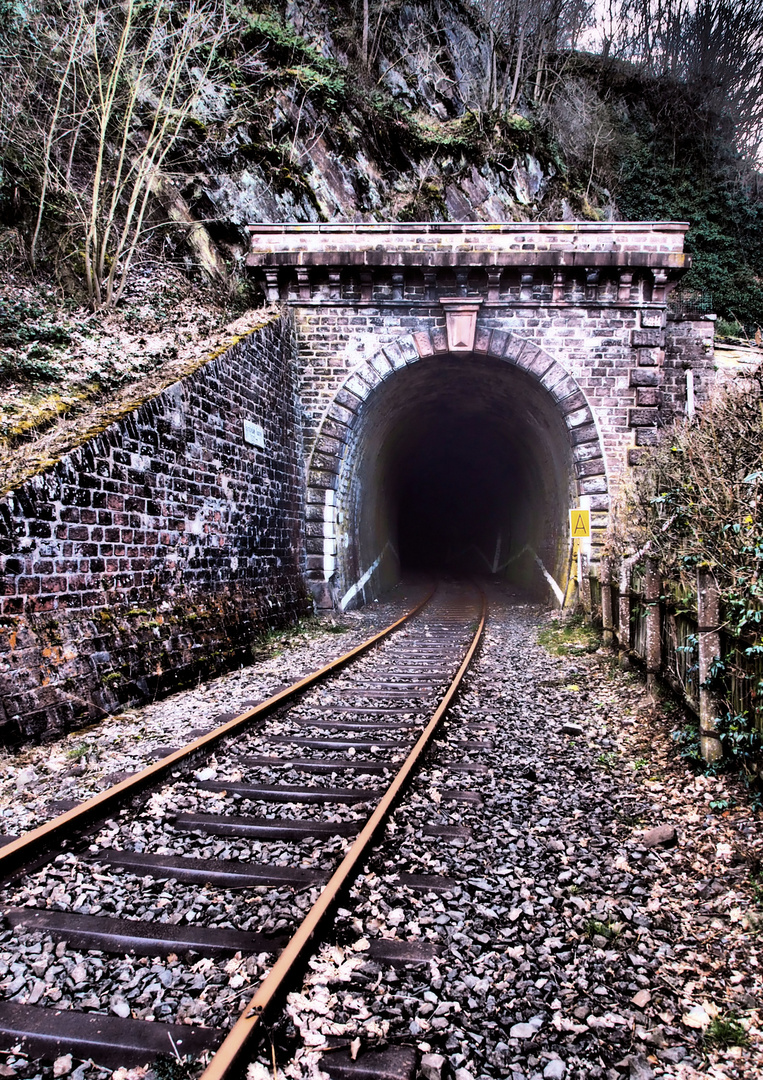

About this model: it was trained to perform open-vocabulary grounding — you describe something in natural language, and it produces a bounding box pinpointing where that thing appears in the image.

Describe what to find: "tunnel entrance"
[332,352,579,605]
[394,412,540,575]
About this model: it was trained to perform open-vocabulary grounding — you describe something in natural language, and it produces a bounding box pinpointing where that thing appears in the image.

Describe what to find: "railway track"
[0,583,486,1080]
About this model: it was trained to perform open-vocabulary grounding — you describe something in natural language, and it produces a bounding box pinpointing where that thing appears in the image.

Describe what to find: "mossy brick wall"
[0,315,309,744]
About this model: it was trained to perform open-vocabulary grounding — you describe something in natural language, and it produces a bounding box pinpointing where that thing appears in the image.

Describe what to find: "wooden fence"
[595,560,763,761]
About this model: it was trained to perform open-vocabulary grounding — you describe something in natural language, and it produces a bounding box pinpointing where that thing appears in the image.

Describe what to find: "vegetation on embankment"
[0,0,762,449]
[0,269,278,496]
[610,372,763,782]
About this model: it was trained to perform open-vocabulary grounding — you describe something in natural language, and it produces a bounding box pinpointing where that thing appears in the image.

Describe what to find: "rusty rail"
[199,591,487,1080]
[0,589,433,881]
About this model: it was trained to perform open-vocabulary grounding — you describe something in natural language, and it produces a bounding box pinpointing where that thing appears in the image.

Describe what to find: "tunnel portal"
[247,221,698,608]
[337,356,574,598]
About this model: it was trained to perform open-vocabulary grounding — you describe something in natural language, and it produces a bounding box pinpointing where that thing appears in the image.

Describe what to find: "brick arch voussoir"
[307,334,422,491]
[307,328,608,503]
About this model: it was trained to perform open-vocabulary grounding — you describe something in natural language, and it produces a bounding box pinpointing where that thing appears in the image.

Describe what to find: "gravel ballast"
[1,587,762,1080]
[251,594,763,1080]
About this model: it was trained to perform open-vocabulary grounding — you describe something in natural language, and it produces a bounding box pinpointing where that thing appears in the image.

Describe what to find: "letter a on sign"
[570,509,590,537]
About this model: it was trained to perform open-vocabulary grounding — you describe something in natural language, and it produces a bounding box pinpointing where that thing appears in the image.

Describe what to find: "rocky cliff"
[157,0,572,277]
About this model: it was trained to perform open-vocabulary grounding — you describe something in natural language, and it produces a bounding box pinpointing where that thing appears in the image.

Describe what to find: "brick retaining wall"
[0,315,309,743]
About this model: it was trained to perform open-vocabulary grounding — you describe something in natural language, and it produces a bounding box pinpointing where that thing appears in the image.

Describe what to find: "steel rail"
[199,590,487,1080]
[0,589,434,882]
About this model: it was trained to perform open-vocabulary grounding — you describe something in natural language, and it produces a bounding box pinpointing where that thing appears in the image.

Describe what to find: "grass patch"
[705,1014,748,1048]
[537,615,600,656]
[65,742,90,760]
[585,917,621,941]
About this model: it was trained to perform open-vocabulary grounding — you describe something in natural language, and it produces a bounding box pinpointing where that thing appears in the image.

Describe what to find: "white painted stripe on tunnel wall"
[533,551,565,606]
[339,542,397,611]
[323,489,336,581]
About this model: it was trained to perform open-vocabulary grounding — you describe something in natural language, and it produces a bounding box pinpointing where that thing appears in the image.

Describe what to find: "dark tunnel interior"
[393,413,539,574]
[335,354,578,600]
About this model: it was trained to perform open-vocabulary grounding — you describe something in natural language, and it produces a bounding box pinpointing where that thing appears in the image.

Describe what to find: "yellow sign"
[569,508,590,537]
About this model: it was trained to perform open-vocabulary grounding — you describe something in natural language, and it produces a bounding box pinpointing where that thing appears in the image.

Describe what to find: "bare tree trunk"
[508,23,526,109]
[362,0,369,65]
[30,10,85,269]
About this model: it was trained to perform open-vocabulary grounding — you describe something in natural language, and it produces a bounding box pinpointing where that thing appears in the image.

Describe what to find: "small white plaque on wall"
[243,419,265,449]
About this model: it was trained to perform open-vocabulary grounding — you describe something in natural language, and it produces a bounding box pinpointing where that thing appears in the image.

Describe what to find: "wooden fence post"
[601,558,613,646]
[580,553,591,616]
[645,557,661,691]
[618,561,631,665]
[697,566,723,763]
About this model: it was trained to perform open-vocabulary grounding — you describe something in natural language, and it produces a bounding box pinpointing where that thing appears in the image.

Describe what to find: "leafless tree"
[593,0,763,157]
[468,0,593,111]
[542,75,625,199]
[1,0,229,307]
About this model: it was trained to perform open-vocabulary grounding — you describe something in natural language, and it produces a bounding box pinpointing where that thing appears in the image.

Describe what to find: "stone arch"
[305,327,609,608]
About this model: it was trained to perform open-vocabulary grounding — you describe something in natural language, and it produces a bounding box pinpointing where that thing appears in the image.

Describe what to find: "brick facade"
[0,224,713,741]
[247,223,711,606]
[0,315,309,743]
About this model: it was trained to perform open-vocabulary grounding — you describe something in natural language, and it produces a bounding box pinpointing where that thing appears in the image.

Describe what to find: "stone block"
[473,326,491,353]
[635,427,659,446]
[579,476,608,495]
[630,368,659,387]
[578,456,606,477]
[574,441,605,464]
[371,353,394,380]
[638,348,664,366]
[628,448,651,465]
[571,423,599,446]
[383,341,408,369]
[398,335,420,363]
[629,407,659,427]
[631,329,664,348]
[488,330,509,357]
[588,495,610,512]
[413,330,434,357]
[314,434,343,456]
[545,374,578,403]
[566,406,594,429]
[558,389,588,415]
[344,375,371,401]
[431,327,448,353]
[636,387,659,407]
[327,403,356,426]
[308,469,339,489]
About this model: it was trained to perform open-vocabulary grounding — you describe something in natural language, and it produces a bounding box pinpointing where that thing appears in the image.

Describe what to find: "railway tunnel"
[248,222,696,610]
[331,354,576,605]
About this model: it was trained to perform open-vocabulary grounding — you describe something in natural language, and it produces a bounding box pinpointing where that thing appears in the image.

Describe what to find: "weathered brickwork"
[0,224,709,739]
[664,316,716,408]
[0,315,309,743]
[248,222,708,605]
[289,300,700,587]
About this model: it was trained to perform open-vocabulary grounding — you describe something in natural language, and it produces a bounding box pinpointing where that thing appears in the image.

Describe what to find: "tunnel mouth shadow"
[393,410,543,582]
[332,352,579,607]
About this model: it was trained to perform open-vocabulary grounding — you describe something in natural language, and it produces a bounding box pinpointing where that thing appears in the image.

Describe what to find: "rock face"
[174,0,563,268]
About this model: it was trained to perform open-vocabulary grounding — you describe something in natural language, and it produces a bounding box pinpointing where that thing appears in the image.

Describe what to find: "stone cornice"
[247,221,691,270]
